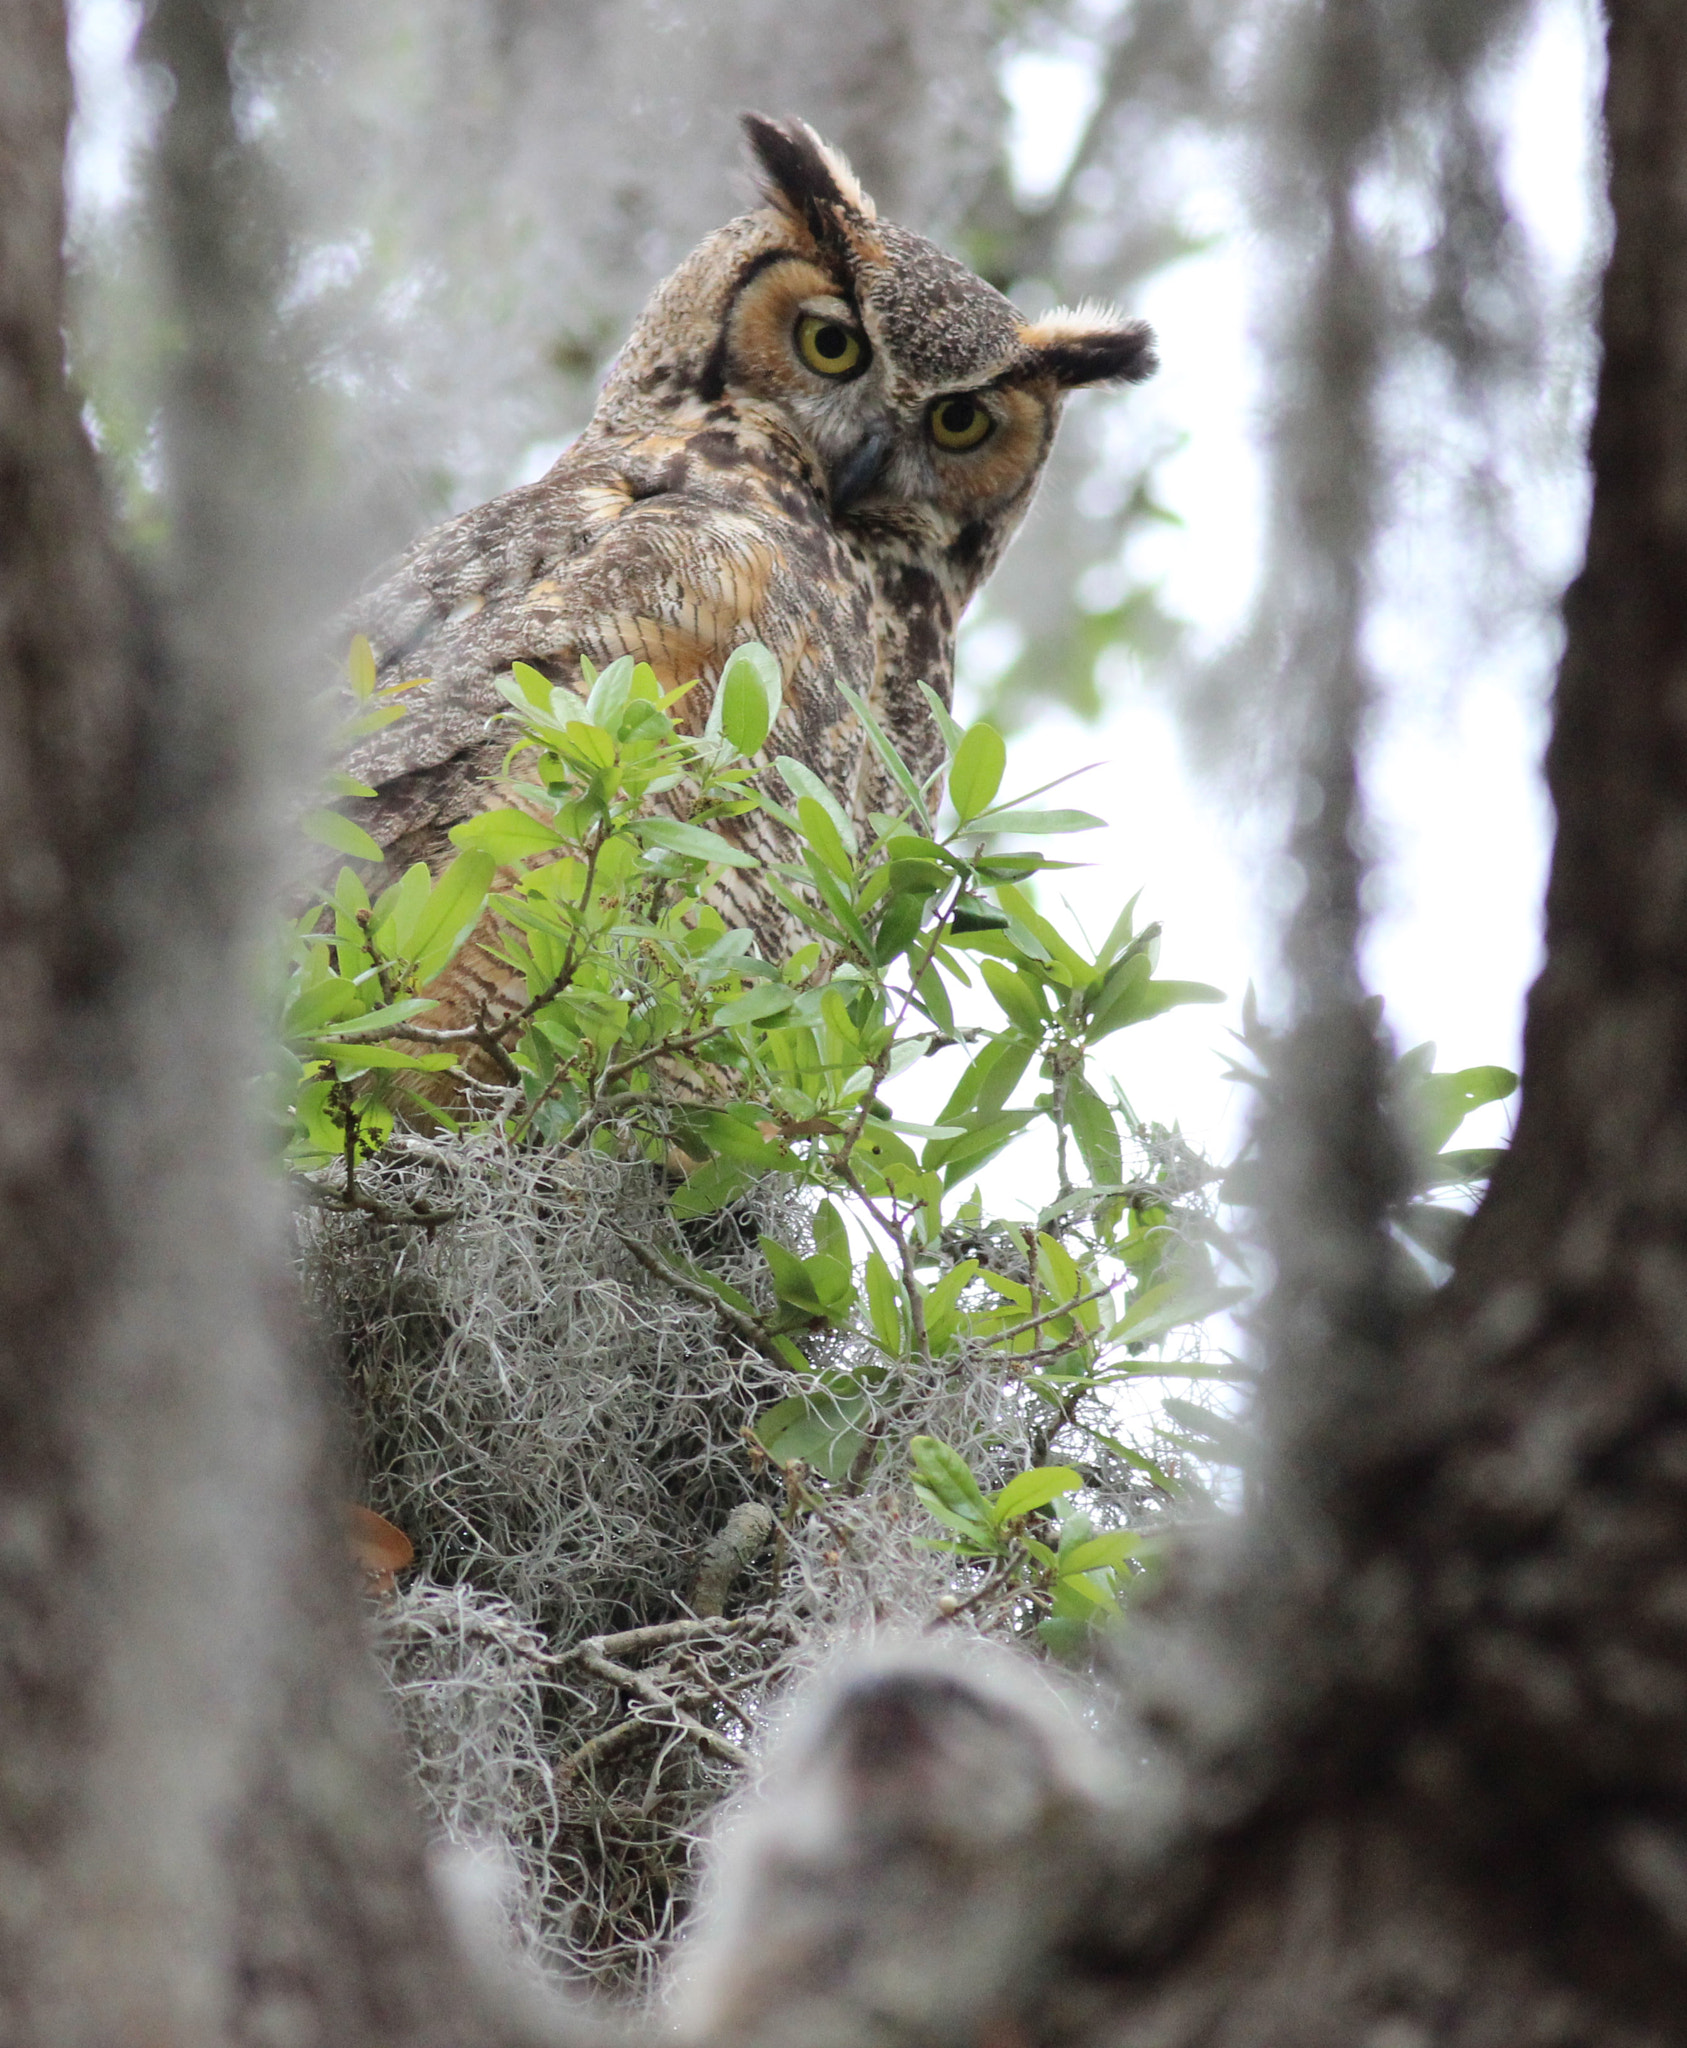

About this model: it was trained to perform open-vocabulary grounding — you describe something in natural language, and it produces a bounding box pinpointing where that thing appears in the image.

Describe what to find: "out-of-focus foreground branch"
[1043,4,1687,2035]
[0,6,576,2044]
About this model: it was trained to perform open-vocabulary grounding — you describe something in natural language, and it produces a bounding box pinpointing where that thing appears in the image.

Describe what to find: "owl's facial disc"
[713,243,1069,541]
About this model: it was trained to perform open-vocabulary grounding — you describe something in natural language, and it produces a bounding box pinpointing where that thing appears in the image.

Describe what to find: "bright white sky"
[959,0,1604,1181]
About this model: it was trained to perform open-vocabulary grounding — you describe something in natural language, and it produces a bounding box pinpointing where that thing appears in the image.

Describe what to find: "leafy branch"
[276,633,1518,1664]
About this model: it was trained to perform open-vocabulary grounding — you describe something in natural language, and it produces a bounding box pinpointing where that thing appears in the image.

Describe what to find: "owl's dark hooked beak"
[828,424,894,514]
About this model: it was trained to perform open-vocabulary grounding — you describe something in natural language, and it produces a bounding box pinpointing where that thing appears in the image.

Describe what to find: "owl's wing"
[335,430,865,876]
[336,471,596,867]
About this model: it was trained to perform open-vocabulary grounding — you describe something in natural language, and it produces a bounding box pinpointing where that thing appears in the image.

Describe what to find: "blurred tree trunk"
[6,1,1687,2046]
[0,6,538,2044]
[1099,2,1687,2038]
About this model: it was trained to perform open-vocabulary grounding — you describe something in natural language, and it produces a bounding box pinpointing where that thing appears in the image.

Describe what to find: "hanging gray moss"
[297,1128,1168,1991]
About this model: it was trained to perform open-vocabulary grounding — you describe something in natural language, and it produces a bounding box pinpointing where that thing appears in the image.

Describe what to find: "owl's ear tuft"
[742,114,877,247]
[1019,308,1158,388]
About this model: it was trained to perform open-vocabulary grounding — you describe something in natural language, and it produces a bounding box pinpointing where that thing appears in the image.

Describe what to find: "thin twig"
[839,1162,934,1370]
[924,1557,1015,1633]
[615,1234,797,1367]
[309,1083,460,1226]
[546,1616,758,1664]
[983,1279,1116,1350]
[554,1089,651,1151]
[596,1026,729,1091]
[290,1174,461,1230]
[574,1645,749,1768]
[557,1715,651,1781]
[672,1653,762,1735]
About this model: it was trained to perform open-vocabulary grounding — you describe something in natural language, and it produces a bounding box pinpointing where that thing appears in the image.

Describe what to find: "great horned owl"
[340,115,1155,1030]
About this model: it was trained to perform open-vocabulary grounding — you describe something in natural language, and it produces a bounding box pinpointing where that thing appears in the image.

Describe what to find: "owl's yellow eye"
[795,314,867,379]
[928,394,994,451]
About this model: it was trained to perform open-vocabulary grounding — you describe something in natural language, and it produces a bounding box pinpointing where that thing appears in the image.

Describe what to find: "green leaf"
[925,1109,1036,1189]
[449,808,569,862]
[409,850,496,984]
[921,1257,980,1355]
[285,976,360,1036]
[559,719,617,772]
[377,861,434,960]
[948,722,1006,824]
[991,1465,1082,1522]
[1161,1396,1255,1468]
[915,680,965,759]
[941,1033,1036,1123]
[310,1043,457,1073]
[667,1156,757,1218]
[993,885,1089,981]
[971,852,1056,885]
[832,680,932,830]
[775,756,858,853]
[717,642,783,757]
[758,1235,814,1301]
[1059,1531,1138,1575]
[964,807,1104,838]
[347,634,378,700]
[1090,959,1224,1039]
[1086,952,1151,1038]
[1066,1076,1123,1187]
[812,1197,849,1268]
[979,958,1046,1034]
[1132,978,1226,1023]
[873,889,928,966]
[507,660,560,710]
[948,893,1012,934]
[757,1390,870,1481]
[1402,1063,1518,1156]
[909,1436,996,1543]
[1113,1275,1198,1345]
[762,1237,850,1322]
[341,703,410,740]
[1094,889,1143,967]
[804,1252,857,1315]
[302,809,383,862]
[912,959,957,1037]
[714,982,797,1028]
[759,872,848,949]
[681,1107,786,1168]
[796,796,855,881]
[304,996,435,1040]
[863,1249,904,1352]
[634,817,759,868]
[1036,1615,1095,1661]
[1049,1570,1117,1614]
[1035,1231,1084,1302]
[585,654,636,731]
[879,857,950,899]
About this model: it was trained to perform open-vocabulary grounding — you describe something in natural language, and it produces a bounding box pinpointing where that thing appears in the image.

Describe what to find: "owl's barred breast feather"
[332,114,1155,1068]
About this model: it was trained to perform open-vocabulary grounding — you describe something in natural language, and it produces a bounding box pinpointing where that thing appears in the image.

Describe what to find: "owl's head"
[597,116,1156,599]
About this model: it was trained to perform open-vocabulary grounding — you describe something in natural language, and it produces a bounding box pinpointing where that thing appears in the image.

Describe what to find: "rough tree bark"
[3,0,1686,2044]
